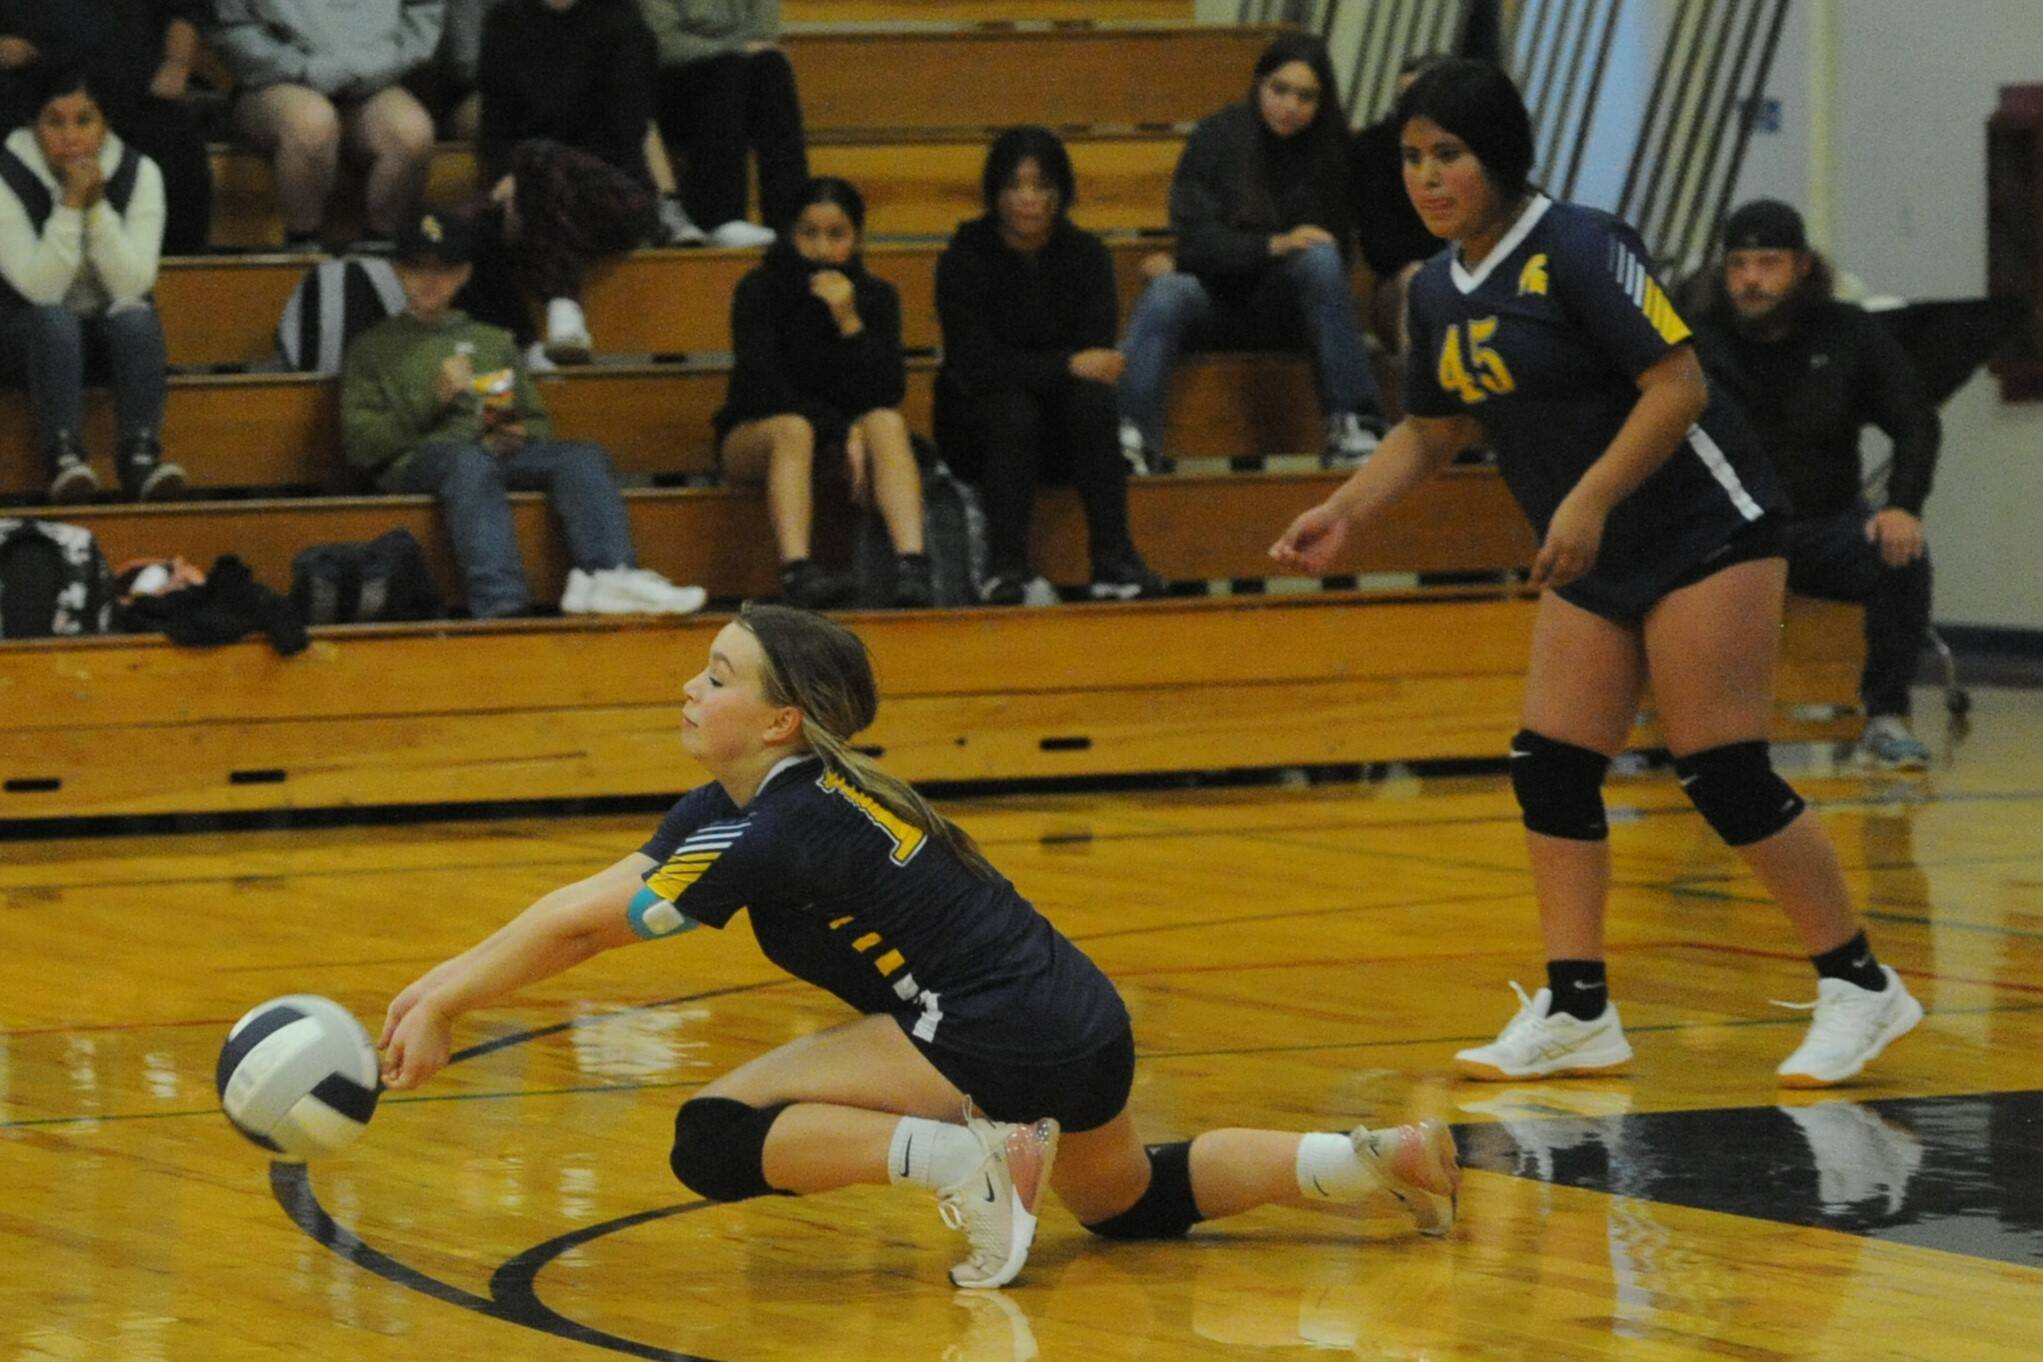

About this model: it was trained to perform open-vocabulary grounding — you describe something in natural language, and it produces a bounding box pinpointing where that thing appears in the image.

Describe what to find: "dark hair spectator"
[0,67,182,502]
[937,126,1165,604]
[340,209,706,620]
[0,1,214,254]
[639,0,807,248]
[208,0,443,249]
[1119,31,1387,474]
[466,0,660,364]
[714,176,933,609]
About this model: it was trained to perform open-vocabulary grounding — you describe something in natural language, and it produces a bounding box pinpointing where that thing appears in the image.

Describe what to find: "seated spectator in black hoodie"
[715,177,930,610]
[0,0,213,254]
[935,126,1166,605]
[472,0,660,364]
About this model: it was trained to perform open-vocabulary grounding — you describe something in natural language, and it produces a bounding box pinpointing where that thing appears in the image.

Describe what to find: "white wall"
[1803,0,2043,632]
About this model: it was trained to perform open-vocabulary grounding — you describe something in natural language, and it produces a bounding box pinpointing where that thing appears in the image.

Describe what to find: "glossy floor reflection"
[4,686,2041,1361]
[1459,1087,2043,1266]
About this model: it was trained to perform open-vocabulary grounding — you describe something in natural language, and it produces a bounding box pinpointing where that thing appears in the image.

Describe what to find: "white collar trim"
[1450,194,1554,294]
[754,752,821,798]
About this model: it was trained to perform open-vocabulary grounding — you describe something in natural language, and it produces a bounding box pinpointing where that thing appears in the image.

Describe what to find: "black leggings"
[936,378,1134,579]
[655,50,809,230]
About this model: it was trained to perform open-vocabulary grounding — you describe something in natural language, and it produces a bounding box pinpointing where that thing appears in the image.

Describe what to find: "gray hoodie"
[210,0,446,97]
[636,0,776,68]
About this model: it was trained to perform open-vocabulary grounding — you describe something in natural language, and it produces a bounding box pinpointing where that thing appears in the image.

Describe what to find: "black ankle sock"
[1811,930,1887,991]
[1546,959,1609,1020]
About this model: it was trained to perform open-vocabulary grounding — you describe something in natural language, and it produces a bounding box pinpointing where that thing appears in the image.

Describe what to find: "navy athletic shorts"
[1559,513,1785,624]
[900,1020,1136,1134]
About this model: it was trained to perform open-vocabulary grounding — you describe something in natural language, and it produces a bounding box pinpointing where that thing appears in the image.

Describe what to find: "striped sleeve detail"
[1684,423,1766,521]
[643,816,751,903]
[1608,239,1692,345]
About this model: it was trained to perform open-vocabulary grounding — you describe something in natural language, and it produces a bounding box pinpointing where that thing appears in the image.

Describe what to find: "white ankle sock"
[1295,1131,1381,1201]
[546,297,587,337]
[887,1117,985,1191]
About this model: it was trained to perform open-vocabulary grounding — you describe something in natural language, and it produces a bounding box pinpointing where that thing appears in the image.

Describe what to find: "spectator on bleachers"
[716,177,930,610]
[1119,32,1387,475]
[341,209,706,618]
[935,126,1165,606]
[209,0,442,250]
[639,0,806,249]
[0,66,183,503]
[1351,52,1449,359]
[1690,199,1941,770]
[0,2,214,255]
[470,0,660,364]
[431,0,505,139]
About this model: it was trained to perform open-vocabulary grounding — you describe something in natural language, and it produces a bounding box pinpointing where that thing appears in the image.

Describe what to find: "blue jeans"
[0,303,168,463]
[1118,242,1380,457]
[394,439,637,618]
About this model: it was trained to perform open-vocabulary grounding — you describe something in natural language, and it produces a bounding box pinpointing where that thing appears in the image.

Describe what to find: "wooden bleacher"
[0,592,1861,820]
[0,15,1870,824]
[0,353,1326,498]
[157,240,1171,371]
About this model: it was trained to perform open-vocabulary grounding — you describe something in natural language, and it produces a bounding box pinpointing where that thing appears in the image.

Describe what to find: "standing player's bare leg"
[1644,557,1922,1084]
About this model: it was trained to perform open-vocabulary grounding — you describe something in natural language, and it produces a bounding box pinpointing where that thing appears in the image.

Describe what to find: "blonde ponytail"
[738,604,998,881]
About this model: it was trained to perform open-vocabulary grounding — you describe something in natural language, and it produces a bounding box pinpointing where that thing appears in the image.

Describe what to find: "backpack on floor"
[275,255,407,373]
[289,529,444,625]
[0,518,116,638]
[852,444,989,608]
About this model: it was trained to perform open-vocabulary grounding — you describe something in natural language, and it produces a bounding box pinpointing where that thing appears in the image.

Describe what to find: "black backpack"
[289,530,444,625]
[276,255,407,373]
[852,442,989,607]
[0,518,115,638]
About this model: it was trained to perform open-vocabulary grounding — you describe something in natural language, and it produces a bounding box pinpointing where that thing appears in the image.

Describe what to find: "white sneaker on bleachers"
[544,298,593,365]
[563,567,707,616]
[659,197,707,246]
[1454,982,1634,1080]
[705,220,776,249]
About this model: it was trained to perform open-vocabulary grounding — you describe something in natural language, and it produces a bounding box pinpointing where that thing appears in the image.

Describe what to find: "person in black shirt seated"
[716,178,931,610]
[380,604,1461,1292]
[1690,199,1940,769]
[935,127,1166,606]
[472,0,660,364]
[1349,53,1450,358]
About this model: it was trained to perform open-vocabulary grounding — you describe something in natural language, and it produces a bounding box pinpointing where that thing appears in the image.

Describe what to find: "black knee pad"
[1509,729,1612,840]
[1082,1141,1204,1241]
[1673,740,1806,846]
[669,1097,790,1201]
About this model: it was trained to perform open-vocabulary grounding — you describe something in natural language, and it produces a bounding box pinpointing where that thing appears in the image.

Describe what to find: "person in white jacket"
[210,0,443,248]
[0,65,180,502]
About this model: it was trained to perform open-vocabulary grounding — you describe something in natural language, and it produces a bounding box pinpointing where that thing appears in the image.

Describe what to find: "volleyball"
[216,995,382,1160]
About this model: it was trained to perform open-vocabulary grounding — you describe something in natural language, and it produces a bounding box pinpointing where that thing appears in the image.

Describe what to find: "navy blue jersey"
[1404,196,1782,607]
[634,756,1128,1066]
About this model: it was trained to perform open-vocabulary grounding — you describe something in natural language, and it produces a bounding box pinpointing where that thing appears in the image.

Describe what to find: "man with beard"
[1693,199,1940,769]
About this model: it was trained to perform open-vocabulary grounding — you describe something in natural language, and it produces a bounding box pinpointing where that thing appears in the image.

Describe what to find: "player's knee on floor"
[1509,729,1612,840]
[1081,1141,1204,1241]
[669,1097,790,1201]
[1673,740,1806,846]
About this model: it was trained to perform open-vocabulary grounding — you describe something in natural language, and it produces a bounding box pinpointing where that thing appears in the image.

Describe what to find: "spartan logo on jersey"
[1606,239,1691,344]
[1517,253,1549,296]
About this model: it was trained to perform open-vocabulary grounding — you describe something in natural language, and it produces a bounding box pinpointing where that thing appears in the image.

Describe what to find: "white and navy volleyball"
[216,995,382,1160]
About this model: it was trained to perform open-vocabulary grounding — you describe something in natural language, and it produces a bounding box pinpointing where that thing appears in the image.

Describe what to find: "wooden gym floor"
[3,686,2039,1362]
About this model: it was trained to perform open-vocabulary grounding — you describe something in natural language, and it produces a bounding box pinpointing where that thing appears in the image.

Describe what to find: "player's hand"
[1865,507,1925,568]
[1269,501,1351,574]
[1069,348,1125,384]
[380,997,453,1090]
[1529,492,1606,591]
[435,353,475,405]
[844,424,870,504]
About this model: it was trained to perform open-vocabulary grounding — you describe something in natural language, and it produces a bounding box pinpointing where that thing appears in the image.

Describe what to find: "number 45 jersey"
[1403,195,1783,610]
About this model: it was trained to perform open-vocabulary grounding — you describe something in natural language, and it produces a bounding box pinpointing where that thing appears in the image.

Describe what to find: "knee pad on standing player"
[1508,729,1612,840]
[1673,741,1806,846]
[1082,1141,1204,1240]
[669,1097,791,1201]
